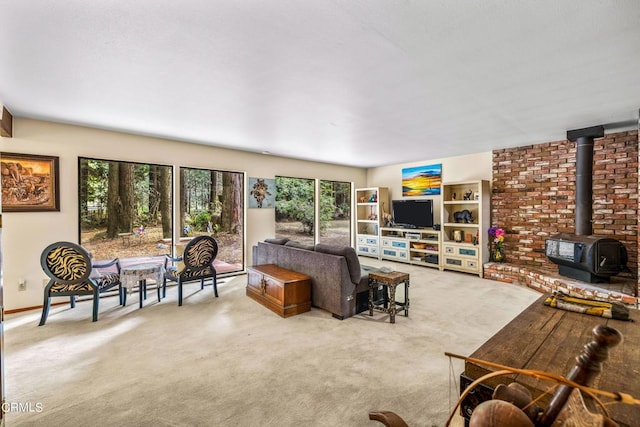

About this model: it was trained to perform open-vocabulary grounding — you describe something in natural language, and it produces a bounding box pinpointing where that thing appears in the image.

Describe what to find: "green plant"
[192,211,213,232]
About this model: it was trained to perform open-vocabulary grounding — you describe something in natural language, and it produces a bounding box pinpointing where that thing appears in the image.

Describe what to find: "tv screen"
[391,199,434,228]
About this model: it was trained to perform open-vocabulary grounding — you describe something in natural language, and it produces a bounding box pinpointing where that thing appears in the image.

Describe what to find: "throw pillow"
[264,238,289,245]
[284,240,315,251]
[314,244,361,284]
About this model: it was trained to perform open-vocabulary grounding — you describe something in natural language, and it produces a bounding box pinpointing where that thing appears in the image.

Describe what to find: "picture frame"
[248,177,275,208]
[1,152,60,212]
[402,164,442,196]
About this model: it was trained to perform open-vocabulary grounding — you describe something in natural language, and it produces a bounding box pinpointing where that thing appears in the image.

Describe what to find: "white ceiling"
[1,1,639,168]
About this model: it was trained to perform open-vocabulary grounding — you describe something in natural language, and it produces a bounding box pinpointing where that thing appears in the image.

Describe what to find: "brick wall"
[491,130,638,279]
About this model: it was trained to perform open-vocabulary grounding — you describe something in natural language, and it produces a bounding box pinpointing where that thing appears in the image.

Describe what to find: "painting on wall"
[248,177,276,208]
[402,164,442,196]
[1,152,60,212]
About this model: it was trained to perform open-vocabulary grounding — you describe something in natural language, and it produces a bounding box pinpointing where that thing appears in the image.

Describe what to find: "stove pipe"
[545,125,628,283]
[567,125,604,235]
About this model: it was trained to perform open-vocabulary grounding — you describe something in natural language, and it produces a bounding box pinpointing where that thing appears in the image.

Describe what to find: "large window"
[179,167,244,274]
[79,158,173,261]
[275,176,315,246]
[275,177,352,247]
[319,180,351,246]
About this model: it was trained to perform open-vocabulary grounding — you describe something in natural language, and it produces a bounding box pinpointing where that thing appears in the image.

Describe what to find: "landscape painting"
[1,152,60,211]
[402,164,442,196]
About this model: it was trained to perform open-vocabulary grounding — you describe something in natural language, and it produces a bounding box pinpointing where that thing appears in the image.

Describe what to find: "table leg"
[388,283,397,324]
[122,287,128,306]
[138,280,145,309]
[368,281,374,316]
[405,279,410,317]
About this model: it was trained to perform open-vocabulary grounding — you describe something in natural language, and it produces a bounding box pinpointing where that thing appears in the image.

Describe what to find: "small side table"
[121,263,164,308]
[368,271,410,323]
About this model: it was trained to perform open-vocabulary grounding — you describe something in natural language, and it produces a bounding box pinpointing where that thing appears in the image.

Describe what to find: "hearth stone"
[483,262,638,307]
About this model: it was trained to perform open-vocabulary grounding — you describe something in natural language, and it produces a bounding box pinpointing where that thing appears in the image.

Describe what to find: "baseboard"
[5,279,230,315]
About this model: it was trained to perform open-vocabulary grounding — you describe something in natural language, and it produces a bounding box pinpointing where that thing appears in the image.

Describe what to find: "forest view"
[79,159,244,273]
[275,177,351,247]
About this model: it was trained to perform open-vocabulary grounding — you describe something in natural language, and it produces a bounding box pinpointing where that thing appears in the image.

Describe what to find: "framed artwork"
[248,177,275,208]
[402,164,442,196]
[1,152,60,212]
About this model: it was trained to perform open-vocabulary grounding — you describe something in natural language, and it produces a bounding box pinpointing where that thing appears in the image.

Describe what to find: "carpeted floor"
[4,258,540,426]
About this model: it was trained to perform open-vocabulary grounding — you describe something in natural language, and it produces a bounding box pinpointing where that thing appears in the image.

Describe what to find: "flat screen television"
[391,199,434,228]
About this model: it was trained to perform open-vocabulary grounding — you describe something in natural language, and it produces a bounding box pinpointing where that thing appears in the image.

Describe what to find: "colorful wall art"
[402,164,442,196]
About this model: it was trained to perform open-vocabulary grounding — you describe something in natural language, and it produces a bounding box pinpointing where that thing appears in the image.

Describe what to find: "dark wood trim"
[5,301,68,314]
[4,291,124,314]
[0,106,12,138]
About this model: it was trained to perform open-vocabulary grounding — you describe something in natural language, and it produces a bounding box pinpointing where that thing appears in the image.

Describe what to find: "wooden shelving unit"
[355,187,388,258]
[440,180,490,277]
[380,227,441,268]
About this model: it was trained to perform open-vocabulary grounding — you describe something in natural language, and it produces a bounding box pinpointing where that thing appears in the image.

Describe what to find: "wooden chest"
[246,264,311,318]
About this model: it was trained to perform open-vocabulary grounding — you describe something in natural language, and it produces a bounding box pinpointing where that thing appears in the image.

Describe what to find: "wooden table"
[462,295,640,426]
[368,271,410,324]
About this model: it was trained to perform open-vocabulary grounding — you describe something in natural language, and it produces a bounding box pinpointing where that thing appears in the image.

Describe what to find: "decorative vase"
[492,246,505,263]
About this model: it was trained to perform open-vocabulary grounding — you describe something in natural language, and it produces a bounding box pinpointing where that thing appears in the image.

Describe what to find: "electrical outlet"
[18,279,26,291]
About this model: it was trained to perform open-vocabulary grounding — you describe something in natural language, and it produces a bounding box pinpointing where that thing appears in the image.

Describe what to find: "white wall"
[366,152,493,224]
[1,119,493,311]
[0,119,367,310]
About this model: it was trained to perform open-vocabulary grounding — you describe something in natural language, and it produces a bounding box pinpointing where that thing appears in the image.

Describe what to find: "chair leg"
[92,291,99,322]
[157,281,161,302]
[213,275,218,298]
[39,294,51,326]
[119,285,124,306]
[70,295,76,308]
[162,279,167,298]
[200,278,204,290]
[178,280,183,306]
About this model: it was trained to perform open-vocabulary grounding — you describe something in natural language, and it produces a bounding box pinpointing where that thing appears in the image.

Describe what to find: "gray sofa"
[252,239,374,319]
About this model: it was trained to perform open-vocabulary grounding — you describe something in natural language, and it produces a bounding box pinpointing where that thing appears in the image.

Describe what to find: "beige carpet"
[4,259,541,426]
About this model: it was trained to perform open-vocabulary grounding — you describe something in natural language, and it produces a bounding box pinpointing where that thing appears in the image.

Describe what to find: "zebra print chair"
[162,235,219,306]
[39,241,122,325]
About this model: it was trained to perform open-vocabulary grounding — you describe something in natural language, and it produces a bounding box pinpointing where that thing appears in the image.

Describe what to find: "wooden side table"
[368,271,410,323]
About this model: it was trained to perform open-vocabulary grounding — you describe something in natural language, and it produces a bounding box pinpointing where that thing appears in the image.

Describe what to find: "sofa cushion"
[314,244,361,284]
[264,238,289,245]
[284,240,315,251]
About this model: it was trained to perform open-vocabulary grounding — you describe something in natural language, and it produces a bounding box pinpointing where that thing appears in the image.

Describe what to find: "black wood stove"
[545,233,627,283]
[545,125,628,283]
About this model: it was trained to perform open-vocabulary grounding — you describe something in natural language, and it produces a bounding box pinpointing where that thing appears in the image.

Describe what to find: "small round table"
[121,263,164,308]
